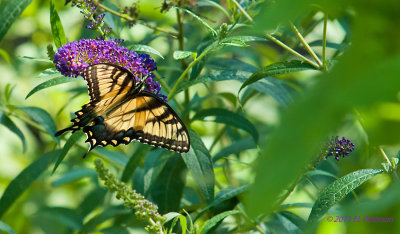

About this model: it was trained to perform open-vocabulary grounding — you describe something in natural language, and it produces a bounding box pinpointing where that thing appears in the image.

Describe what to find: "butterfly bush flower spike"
[94,159,165,233]
[53,39,167,100]
[321,136,355,160]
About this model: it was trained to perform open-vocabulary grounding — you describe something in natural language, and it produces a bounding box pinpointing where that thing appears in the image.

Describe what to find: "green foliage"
[1,0,400,233]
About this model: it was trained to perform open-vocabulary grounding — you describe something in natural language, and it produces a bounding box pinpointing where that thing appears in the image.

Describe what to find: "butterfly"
[55,63,190,156]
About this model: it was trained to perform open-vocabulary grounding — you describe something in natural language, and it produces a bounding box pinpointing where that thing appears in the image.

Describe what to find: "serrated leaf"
[25,76,80,99]
[18,106,58,143]
[126,43,164,59]
[173,50,197,60]
[308,168,383,223]
[52,131,85,173]
[247,78,296,107]
[0,0,33,41]
[0,221,16,234]
[213,137,256,162]
[0,111,26,152]
[40,207,83,230]
[50,0,67,48]
[195,184,251,221]
[192,108,259,142]
[51,168,97,187]
[239,60,316,93]
[200,210,239,234]
[182,129,215,204]
[0,150,57,218]
[177,70,251,94]
[173,6,217,37]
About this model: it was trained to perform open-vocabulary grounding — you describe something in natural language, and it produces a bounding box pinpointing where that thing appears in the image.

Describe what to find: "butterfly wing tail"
[55,102,96,137]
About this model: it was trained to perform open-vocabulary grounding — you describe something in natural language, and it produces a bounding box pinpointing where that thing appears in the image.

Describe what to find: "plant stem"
[176,8,190,108]
[265,33,320,69]
[379,147,393,167]
[98,3,178,37]
[231,0,253,23]
[167,51,208,100]
[288,21,323,67]
[322,13,328,71]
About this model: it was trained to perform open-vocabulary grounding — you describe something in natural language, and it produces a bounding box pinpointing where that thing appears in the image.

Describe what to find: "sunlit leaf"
[173,50,197,60]
[0,150,57,218]
[0,111,26,152]
[308,168,383,223]
[200,210,239,234]
[173,6,217,37]
[50,0,67,48]
[18,106,59,143]
[25,76,81,99]
[52,131,85,173]
[51,168,97,187]
[0,0,32,41]
[0,221,16,234]
[126,43,164,59]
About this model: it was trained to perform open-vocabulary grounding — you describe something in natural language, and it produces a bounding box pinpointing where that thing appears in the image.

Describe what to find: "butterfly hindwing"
[83,91,190,153]
[55,63,191,155]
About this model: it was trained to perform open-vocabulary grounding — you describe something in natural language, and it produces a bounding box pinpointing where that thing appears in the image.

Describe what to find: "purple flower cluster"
[322,136,355,160]
[72,0,111,37]
[54,39,166,100]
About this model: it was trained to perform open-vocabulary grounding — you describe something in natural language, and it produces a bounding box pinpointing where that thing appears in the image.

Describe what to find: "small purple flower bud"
[321,136,355,160]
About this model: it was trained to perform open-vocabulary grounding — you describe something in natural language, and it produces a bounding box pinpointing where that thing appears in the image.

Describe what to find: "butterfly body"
[55,63,190,155]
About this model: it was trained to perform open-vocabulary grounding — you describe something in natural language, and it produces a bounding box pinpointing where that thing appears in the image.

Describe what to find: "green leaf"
[0,111,26,152]
[195,185,251,221]
[40,207,83,230]
[52,131,85,173]
[18,106,58,143]
[173,6,217,37]
[213,137,256,162]
[173,50,197,60]
[143,149,171,195]
[78,187,107,217]
[0,0,33,41]
[35,68,62,79]
[93,147,128,167]
[177,70,251,94]
[200,210,239,234]
[247,78,296,107]
[0,221,16,234]
[120,144,151,182]
[206,58,258,73]
[239,60,316,93]
[25,76,81,99]
[164,212,187,234]
[51,168,97,187]
[150,156,186,214]
[0,49,11,64]
[20,56,53,64]
[50,0,67,48]
[308,169,383,223]
[192,108,259,142]
[182,129,215,204]
[0,150,57,218]
[125,43,164,59]
[80,206,130,233]
[220,38,248,47]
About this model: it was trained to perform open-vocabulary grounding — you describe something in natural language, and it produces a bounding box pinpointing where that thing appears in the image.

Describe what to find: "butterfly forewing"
[56,63,190,155]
